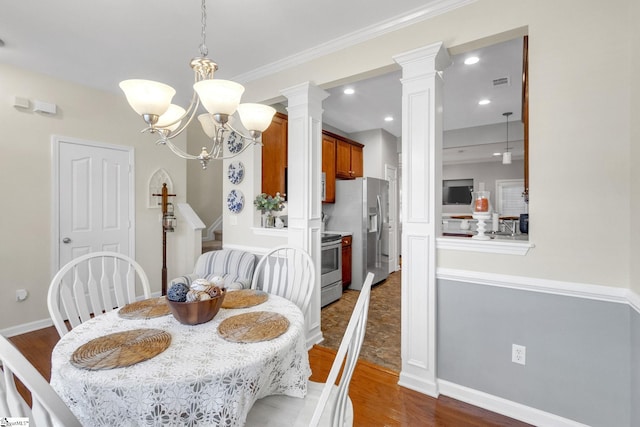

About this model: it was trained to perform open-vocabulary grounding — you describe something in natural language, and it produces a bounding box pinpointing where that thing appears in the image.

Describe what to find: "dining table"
[50,291,311,426]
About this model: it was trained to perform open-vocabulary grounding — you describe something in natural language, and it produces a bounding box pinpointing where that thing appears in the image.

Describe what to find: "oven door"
[321,240,342,288]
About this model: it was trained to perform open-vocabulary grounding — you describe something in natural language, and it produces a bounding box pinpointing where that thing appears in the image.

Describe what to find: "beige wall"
[353,128,399,180]
[0,64,187,329]
[237,0,634,288]
[186,125,224,232]
[631,0,640,296]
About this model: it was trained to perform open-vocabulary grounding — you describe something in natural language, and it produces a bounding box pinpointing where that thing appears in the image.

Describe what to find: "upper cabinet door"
[351,144,363,178]
[261,112,288,197]
[335,138,364,179]
[322,133,336,203]
[336,139,353,179]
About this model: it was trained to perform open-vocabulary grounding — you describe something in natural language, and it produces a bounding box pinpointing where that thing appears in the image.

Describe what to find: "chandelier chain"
[199,0,208,57]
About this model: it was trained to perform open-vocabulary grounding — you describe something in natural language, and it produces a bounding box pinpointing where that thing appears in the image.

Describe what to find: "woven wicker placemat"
[70,328,171,370]
[218,311,289,343]
[221,289,268,309]
[118,297,171,319]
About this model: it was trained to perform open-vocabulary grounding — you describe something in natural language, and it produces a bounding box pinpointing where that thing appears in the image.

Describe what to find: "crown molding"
[233,0,477,84]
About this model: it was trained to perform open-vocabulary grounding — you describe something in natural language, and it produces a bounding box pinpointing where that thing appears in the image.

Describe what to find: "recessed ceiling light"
[343,88,355,95]
[493,152,502,156]
[464,56,479,65]
[478,99,491,105]
[384,116,394,122]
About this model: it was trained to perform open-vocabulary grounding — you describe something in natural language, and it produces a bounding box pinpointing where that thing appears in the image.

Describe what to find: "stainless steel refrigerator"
[326,177,390,290]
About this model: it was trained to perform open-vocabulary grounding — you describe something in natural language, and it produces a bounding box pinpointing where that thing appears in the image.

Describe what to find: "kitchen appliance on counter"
[320,233,342,307]
[323,177,389,290]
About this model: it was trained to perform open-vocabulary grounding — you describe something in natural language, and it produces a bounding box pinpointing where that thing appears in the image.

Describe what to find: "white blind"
[496,180,526,216]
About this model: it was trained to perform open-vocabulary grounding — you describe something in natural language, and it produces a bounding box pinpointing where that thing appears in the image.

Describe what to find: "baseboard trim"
[438,380,590,427]
[1,318,53,338]
[398,371,438,398]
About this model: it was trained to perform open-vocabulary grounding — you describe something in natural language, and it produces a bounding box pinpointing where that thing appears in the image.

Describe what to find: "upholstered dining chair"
[0,334,82,427]
[47,251,151,337]
[245,272,374,427]
[250,246,316,314]
[170,249,257,291]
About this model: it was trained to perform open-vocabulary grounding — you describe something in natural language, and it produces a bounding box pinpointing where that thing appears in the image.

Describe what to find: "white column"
[393,42,450,396]
[281,82,329,347]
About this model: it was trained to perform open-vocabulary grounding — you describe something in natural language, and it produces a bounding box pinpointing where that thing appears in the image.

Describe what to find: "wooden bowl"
[166,289,226,325]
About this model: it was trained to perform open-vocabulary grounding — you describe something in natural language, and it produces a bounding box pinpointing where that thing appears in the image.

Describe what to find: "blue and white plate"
[227,132,243,154]
[226,189,244,213]
[227,161,245,185]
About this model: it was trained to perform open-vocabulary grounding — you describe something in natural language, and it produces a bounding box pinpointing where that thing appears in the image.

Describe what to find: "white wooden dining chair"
[251,246,316,314]
[0,334,82,427]
[245,272,374,427]
[47,251,151,337]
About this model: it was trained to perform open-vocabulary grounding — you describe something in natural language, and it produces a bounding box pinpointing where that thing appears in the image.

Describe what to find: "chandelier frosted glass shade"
[193,79,245,117]
[118,0,276,169]
[237,103,277,133]
[119,79,176,118]
[156,104,186,132]
[197,113,217,138]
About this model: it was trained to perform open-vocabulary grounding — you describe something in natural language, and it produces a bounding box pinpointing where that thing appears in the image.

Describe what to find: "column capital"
[393,41,451,76]
[281,82,329,115]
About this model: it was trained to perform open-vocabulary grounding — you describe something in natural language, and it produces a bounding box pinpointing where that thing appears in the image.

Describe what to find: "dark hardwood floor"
[9,326,530,426]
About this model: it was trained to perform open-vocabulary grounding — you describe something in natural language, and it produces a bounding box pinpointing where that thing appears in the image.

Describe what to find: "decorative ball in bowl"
[166,285,227,325]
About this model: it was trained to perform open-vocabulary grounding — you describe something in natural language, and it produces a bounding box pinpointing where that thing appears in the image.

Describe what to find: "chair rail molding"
[437,268,630,305]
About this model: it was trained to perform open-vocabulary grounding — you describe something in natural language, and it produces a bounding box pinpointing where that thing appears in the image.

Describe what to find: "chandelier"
[119,0,276,170]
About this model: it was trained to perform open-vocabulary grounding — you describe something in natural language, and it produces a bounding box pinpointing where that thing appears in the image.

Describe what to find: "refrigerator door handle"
[376,195,383,241]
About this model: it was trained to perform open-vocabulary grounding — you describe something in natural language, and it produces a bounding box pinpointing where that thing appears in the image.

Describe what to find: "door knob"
[62,237,71,244]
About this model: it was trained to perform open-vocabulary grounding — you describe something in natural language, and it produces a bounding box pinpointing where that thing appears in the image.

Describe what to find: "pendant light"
[502,111,512,165]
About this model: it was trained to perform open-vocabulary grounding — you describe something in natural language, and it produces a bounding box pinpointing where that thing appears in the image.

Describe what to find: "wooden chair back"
[251,246,316,314]
[47,251,151,337]
[0,334,82,426]
[310,272,373,426]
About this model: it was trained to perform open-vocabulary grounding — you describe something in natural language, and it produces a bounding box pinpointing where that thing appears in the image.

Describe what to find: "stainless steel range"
[320,233,342,307]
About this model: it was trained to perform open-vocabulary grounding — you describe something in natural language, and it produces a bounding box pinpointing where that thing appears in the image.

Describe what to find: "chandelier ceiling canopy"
[119,0,276,169]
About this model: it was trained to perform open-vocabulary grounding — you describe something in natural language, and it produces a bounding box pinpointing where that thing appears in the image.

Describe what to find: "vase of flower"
[262,212,275,228]
[254,192,285,228]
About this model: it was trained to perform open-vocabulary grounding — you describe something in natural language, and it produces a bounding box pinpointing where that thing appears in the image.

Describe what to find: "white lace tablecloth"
[50,294,311,427]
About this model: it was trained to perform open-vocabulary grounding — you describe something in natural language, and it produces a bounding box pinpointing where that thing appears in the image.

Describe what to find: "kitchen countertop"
[324,230,353,237]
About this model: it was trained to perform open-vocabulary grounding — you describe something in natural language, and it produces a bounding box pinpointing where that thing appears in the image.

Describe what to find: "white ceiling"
[0,0,436,103]
[1,0,523,161]
[322,37,523,137]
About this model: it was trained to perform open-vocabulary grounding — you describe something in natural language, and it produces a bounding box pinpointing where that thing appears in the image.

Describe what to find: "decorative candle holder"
[471,191,492,240]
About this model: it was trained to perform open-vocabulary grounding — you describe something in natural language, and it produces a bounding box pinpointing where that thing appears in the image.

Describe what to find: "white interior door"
[385,164,399,272]
[53,137,134,270]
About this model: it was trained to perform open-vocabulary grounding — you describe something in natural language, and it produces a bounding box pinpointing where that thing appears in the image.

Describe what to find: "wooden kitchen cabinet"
[335,136,364,179]
[341,235,352,289]
[261,112,288,197]
[322,133,336,203]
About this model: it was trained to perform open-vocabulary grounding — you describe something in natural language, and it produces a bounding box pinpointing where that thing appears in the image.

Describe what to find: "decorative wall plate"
[227,189,244,213]
[227,161,245,185]
[227,132,243,154]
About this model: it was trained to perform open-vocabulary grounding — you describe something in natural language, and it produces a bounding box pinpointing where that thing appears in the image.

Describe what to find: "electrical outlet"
[512,344,526,365]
